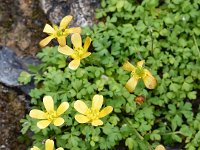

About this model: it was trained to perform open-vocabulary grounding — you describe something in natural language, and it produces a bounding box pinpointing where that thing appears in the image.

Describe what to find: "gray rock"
[39,0,100,26]
[0,46,40,94]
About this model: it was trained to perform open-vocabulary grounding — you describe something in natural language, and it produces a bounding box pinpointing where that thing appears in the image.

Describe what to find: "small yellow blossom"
[155,145,166,150]
[39,15,81,47]
[74,95,113,126]
[29,96,69,129]
[31,139,63,150]
[58,33,92,70]
[122,60,157,93]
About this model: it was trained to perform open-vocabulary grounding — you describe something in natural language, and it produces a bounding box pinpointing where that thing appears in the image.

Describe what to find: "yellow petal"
[71,33,82,48]
[91,119,103,126]
[53,117,64,126]
[56,148,64,150]
[75,114,90,123]
[122,61,136,72]
[45,139,54,150]
[43,24,55,34]
[59,15,72,29]
[74,100,88,114]
[99,106,113,118]
[37,120,51,129]
[155,145,166,150]
[125,76,139,93]
[83,37,91,51]
[142,69,157,89]
[43,96,54,112]
[31,146,40,150]
[57,36,66,47]
[137,60,145,67]
[39,36,54,47]
[58,45,75,56]
[67,27,81,34]
[81,52,91,59]
[92,95,103,111]
[57,102,69,116]
[68,59,80,70]
[29,109,46,119]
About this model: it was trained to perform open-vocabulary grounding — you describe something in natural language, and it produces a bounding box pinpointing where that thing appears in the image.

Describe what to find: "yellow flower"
[122,60,157,93]
[155,145,166,150]
[74,95,113,126]
[39,15,81,47]
[58,33,91,70]
[31,139,63,150]
[29,96,69,129]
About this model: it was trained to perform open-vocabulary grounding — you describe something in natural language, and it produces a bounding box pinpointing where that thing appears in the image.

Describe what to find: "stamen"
[46,111,57,121]
[86,109,100,121]
[135,67,144,77]
[74,47,84,57]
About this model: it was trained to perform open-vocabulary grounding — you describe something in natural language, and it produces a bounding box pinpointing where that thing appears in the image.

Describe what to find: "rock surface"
[39,0,100,26]
[0,46,40,93]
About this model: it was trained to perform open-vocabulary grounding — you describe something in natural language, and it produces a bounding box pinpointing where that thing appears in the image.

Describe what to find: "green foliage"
[18,71,32,84]
[20,0,200,149]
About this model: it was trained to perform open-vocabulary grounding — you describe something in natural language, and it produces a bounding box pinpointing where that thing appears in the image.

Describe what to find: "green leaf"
[172,134,182,143]
[145,0,159,8]
[125,137,134,149]
[108,116,120,125]
[150,130,161,141]
[169,83,181,92]
[182,82,193,91]
[116,0,124,11]
[172,115,182,131]
[164,17,174,25]
[136,21,146,32]
[160,29,170,36]
[148,97,164,106]
[166,92,176,99]
[187,91,197,100]
[18,71,32,84]
[172,0,183,4]
[180,125,193,137]
[185,76,193,83]
[90,141,95,147]
[20,117,31,134]
[69,136,80,147]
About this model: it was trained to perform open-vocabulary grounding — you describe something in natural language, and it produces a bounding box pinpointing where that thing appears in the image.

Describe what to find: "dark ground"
[0,0,46,149]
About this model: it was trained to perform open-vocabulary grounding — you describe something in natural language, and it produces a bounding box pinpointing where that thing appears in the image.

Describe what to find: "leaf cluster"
[19,0,200,149]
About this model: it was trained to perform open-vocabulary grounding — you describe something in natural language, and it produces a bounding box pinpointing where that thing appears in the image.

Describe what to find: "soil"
[0,84,27,150]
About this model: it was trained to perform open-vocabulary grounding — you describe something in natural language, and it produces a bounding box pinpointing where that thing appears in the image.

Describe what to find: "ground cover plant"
[19,0,200,149]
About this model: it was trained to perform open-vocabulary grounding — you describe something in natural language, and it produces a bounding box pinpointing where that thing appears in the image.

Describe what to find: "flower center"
[56,30,64,37]
[86,109,100,121]
[134,67,144,77]
[46,110,57,121]
[72,47,85,59]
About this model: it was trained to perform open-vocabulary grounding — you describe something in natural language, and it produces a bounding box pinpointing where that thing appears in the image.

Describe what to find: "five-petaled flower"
[123,60,157,93]
[58,33,91,70]
[74,95,113,126]
[39,15,81,47]
[29,96,69,129]
[31,139,63,150]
